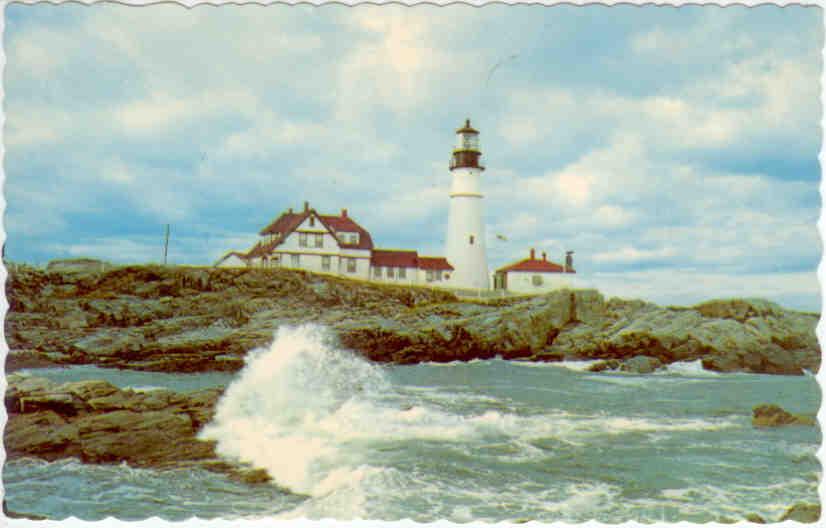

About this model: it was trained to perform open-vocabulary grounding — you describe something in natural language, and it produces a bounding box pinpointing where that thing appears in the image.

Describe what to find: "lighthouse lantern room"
[445,119,490,290]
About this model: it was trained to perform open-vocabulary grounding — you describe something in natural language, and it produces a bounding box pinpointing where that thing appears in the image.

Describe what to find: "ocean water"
[5,325,821,522]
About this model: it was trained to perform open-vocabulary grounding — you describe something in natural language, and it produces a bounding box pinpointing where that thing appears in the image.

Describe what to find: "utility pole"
[163,224,170,265]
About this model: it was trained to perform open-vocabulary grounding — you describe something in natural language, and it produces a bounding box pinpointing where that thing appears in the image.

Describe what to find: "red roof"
[371,249,418,268]
[259,211,310,236]
[256,207,374,252]
[245,239,280,258]
[497,258,573,274]
[319,215,374,250]
[418,256,454,271]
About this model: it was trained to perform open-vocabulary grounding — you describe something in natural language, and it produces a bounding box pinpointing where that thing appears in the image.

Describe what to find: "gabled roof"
[214,251,249,266]
[255,206,375,254]
[371,249,419,268]
[418,256,454,271]
[259,210,310,236]
[245,240,278,258]
[319,215,374,250]
[497,258,572,274]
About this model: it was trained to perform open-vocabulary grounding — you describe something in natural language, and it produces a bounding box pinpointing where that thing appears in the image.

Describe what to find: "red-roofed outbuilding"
[494,249,576,293]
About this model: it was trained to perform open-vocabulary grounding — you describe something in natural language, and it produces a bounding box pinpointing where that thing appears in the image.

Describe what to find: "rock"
[46,258,111,274]
[2,376,237,479]
[744,513,766,523]
[18,392,84,416]
[72,329,147,357]
[778,503,820,523]
[75,410,206,466]
[60,380,119,401]
[619,355,663,374]
[4,265,820,374]
[588,359,621,372]
[4,410,80,459]
[752,404,815,427]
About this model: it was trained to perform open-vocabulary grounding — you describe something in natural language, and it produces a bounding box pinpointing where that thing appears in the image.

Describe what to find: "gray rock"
[752,404,815,427]
[5,265,820,375]
[619,355,663,374]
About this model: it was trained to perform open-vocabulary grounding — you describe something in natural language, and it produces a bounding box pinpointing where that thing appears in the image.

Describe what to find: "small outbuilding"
[493,249,575,294]
[214,251,250,268]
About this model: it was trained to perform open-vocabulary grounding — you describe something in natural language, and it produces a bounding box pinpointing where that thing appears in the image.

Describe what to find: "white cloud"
[3,5,818,313]
[9,34,61,77]
[589,269,819,312]
[592,246,677,264]
[47,231,263,266]
[115,90,258,135]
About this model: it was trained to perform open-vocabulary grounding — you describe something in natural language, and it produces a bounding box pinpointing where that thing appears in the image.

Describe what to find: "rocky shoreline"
[4,373,269,484]
[5,264,821,375]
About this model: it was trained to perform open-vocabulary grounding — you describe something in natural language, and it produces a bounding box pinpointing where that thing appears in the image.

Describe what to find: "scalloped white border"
[0,0,822,526]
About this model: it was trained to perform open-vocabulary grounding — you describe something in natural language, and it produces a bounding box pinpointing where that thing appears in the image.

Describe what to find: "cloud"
[592,246,677,265]
[3,4,820,311]
[588,269,820,313]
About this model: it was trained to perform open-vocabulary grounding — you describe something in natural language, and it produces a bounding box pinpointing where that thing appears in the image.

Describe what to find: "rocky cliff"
[5,265,821,375]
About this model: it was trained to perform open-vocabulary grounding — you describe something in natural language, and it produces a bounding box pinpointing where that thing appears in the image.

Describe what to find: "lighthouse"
[445,119,489,290]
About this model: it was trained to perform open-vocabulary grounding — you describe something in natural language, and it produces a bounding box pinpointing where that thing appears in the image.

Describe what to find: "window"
[373,266,382,278]
[435,270,443,281]
[291,254,300,267]
[322,255,331,271]
[426,270,434,282]
[386,267,395,279]
[299,233,308,247]
[346,258,356,273]
[315,234,324,248]
[309,217,315,227]
[399,268,406,279]
[532,275,544,286]
[350,233,359,244]
[469,235,475,245]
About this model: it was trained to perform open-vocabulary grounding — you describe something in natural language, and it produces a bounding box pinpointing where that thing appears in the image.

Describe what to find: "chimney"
[341,208,348,218]
[565,251,574,272]
[530,248,535,260]
[304,201,309,212]
[288,207,293,214]
[542,251,547,261]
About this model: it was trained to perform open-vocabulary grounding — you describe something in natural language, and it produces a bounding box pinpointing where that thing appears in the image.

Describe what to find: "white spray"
[199,325,390,499]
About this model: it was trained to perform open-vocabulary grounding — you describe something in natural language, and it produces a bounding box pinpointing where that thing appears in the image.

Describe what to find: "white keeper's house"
[216,119,578,293]
[215,201,455,286]
[493,248,576,294]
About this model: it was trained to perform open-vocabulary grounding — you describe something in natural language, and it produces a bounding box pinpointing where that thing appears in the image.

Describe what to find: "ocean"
[5,325,821,522]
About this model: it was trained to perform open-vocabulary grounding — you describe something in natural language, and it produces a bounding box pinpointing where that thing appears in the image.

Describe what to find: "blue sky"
[3,4,822,310]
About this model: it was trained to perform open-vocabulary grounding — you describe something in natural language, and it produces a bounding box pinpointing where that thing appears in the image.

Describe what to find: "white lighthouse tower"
[445,119,489,290]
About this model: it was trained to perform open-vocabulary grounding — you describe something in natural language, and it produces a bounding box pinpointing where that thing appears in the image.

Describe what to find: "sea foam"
[199,325,739,518]
[199,324,390,499]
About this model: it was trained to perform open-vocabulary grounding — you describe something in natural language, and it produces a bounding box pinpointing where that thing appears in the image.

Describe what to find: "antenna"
[163,224,170,265]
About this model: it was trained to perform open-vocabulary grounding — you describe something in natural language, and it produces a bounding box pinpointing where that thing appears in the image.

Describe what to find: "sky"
[3,3,823,311]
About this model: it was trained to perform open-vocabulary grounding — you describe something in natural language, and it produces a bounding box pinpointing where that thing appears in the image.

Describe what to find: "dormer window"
[350,233,359,244]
